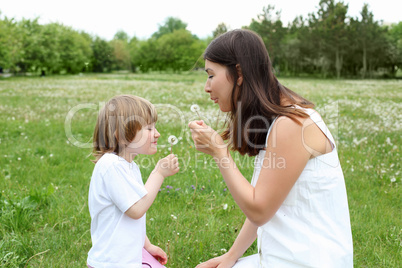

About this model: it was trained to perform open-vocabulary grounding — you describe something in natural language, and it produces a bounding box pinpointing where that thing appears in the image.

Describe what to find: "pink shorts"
[87,250,165,267]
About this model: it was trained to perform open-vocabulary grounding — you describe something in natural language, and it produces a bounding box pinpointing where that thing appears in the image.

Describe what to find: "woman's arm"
[196,218,257,268]
[189,117,315,226]
[225,218,258,262]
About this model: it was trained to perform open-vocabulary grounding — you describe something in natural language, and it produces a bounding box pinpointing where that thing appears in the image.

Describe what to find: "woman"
[189,29,353,267]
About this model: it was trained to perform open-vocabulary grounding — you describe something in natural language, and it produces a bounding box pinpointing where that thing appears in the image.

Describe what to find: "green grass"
[0,73,401,267]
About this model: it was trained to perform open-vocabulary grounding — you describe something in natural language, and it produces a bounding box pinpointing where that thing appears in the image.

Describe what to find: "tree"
[57,25,92,74]
[15,18,48,73]
[281,16,305,75]
[110,31,131,71]
[152,17,187,39]
[212,23,229,38]
[114,30,129,42]
[91,36,114,72]
[133,39,160,72]
[128,36,140,72]
[248,5,286,73]
[386,22,402,76]
[310,0,349,78]
[349,4,384,78]
[133,29,205,73]
[0,14,22,71]
[40,23,63,73]
[156,29,205,72]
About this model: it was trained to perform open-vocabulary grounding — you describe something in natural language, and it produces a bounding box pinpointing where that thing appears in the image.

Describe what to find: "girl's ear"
[236,64,243,86]
[114,130,127,146]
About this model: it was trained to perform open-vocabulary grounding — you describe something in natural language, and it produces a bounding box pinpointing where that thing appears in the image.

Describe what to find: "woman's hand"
[145,244,168,265]
[188,120,227,158]
[196,253,237,268]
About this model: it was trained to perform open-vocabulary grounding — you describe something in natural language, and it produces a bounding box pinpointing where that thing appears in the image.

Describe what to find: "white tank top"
[251,107,353,267]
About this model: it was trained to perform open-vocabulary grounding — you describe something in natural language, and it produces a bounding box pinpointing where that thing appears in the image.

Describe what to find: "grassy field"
[0,72,400,267]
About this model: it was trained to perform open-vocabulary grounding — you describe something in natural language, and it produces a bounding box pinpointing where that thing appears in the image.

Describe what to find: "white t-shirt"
[87,153,148,268]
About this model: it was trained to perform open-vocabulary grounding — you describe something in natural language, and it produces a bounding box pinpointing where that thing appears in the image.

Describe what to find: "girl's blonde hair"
[92,95,157,163]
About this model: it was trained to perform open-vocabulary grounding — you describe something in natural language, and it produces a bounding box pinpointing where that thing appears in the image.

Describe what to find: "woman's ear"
[236,64,243,86]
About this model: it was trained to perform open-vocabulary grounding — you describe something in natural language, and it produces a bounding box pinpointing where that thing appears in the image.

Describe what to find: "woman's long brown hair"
[204,29,314,156]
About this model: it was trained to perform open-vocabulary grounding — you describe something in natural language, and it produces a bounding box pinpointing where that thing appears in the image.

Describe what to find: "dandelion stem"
[215,110,221,130]
[192,172,198,200]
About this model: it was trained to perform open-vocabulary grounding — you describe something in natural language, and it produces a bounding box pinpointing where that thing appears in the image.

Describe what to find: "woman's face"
[204,60,234,112]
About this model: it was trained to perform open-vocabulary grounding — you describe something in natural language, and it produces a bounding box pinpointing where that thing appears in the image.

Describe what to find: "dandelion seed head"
[168,135,178,145]
[190,104,200,113]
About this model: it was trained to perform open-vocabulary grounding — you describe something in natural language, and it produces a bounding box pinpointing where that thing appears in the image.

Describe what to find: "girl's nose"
[154,128,161,138]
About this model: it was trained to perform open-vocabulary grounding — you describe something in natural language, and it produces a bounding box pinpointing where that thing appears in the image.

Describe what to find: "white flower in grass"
[191,104,201,119]
[223,204,228,210]
[386,137,392,146]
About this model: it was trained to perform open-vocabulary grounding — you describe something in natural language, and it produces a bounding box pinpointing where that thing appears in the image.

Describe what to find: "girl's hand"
[145,244,168,265]
[154,154,179,178]
[196,253,237,268]
[188,120,227,158]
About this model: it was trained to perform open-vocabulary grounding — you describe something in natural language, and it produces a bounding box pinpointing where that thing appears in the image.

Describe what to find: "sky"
[1,0,400,40]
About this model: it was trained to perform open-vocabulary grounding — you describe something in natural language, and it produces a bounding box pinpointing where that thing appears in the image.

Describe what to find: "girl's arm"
[196,218,257,268]
[125,154,179,219]
[189,117,322,226]
[144,235,168,265]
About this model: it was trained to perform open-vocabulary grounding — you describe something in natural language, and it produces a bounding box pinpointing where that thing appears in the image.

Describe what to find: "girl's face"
[204,60,234,112]
[125,123,160,160]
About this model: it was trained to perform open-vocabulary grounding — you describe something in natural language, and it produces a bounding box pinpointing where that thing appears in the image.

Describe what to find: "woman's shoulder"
[274,110,332,157]
[274,113,310,130]
[268,114,316,146]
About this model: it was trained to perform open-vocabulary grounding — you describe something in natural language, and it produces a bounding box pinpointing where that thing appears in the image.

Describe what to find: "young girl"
[87,95,179,268]
[189,29,353,267]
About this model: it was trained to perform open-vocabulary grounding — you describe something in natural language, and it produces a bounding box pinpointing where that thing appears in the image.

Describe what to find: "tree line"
[0,0,401,78]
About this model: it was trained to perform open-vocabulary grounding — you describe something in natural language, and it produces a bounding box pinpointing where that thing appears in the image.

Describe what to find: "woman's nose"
[204,81,211,93]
